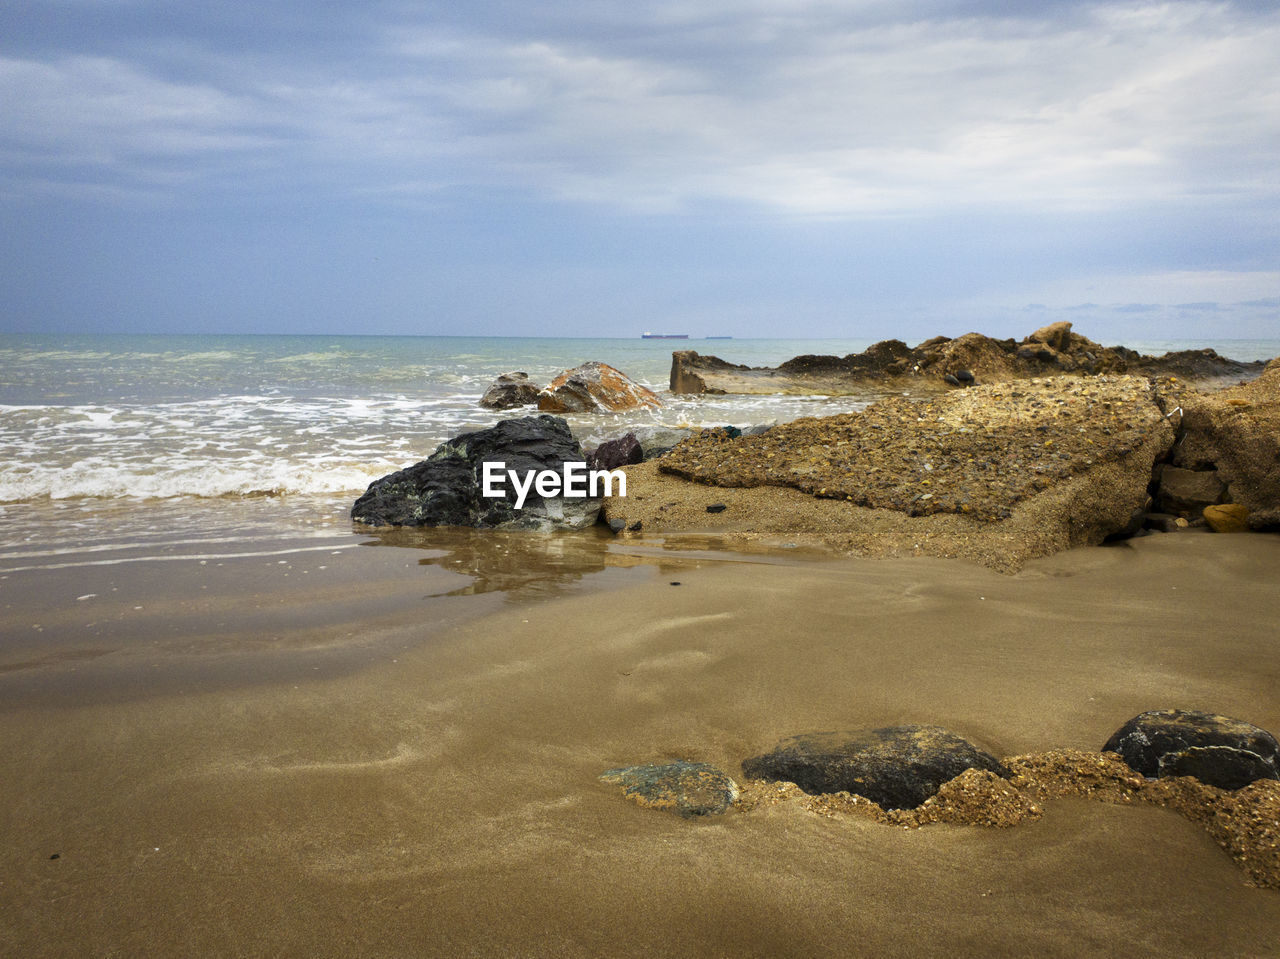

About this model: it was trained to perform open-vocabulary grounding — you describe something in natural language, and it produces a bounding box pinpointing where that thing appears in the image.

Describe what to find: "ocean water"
[1,333,1275,571]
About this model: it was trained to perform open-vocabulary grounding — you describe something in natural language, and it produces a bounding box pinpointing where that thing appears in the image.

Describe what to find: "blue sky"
[1,0,1276,341]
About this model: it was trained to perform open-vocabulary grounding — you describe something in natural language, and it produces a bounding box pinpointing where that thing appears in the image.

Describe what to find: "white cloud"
[1,2,1277,216]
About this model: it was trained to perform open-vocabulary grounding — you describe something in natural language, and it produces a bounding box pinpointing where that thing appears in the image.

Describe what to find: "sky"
[1,0,1277,342]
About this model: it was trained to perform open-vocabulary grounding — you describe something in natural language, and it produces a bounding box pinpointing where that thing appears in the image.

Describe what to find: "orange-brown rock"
[537,362,662,413]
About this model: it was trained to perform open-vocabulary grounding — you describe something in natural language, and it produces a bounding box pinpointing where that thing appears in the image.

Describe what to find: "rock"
[538,362,662,413]
[1025,321,1077,353]
[479,371,541,410]
[1142,512,1184,533]
[706,503,727,513]
[943,373,961,387]
[955,369,976,384]
[1169,358,1280,527]
[1103,709,1280,790]
[599,761,739,817]
[741,726,1009,811]
[1155,465,1226,516]
[667,324,1266,396]
[1203,503,1250,533]
[351,415,601,530]
[586,433,643,472]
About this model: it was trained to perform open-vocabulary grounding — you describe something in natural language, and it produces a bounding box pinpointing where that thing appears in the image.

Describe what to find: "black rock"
[955,369,975,384]
[600,761,740,817]
[479,371,541,410]
[586,432,643,472]
[1103,709,1280,790]
[742,725,1009,811]
[706,503,727,513]
[627,520,643,531]
[943,373,962,387]
[351,415,601,530]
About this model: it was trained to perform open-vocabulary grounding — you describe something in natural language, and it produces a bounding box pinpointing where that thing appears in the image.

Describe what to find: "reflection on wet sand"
[358,525,644,599]
[356,526,834,600]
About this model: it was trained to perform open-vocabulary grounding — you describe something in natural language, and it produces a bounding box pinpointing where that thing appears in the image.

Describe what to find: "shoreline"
[3,529,1280,955]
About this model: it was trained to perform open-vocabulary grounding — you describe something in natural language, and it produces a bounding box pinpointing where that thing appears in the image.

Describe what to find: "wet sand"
[2,529,1280,956]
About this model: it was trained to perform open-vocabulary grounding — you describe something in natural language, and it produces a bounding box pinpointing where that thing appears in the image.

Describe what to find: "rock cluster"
[600,710,1280,886]
[351,415,601,530]
[670,322,1267,395]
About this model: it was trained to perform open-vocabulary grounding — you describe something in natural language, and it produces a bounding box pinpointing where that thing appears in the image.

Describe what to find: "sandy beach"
[3,528,1279,956]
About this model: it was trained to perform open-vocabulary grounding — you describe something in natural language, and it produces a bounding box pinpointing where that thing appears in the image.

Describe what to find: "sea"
[1,333,1276,576]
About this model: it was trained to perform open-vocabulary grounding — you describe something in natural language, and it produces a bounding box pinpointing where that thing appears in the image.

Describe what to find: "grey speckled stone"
[599,762,739,818]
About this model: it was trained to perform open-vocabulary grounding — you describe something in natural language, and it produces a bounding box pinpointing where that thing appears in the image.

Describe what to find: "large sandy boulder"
[538,362,662,413]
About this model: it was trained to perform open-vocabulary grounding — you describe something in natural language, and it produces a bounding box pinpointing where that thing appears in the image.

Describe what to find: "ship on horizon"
[640,331,689,339]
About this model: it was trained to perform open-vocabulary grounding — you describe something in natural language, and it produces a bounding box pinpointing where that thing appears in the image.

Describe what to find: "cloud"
[2,1,1277,217]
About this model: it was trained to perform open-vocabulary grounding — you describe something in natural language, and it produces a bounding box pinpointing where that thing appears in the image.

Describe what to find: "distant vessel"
[641,332,689,339]
[705,336,733,339]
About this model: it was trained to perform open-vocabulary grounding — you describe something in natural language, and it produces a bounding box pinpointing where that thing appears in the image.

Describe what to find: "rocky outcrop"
[658,376,1171,523]
[538,362,662,413]
[604,375,1176,571]
[479,371,541,410]
[351,415,601,530]
[586,432,643,472]
[669,323,1268,395]
[1103,710,1280,791]
[741,726,1009,811]
[599,761,739,817]
[1164,358,1280,528]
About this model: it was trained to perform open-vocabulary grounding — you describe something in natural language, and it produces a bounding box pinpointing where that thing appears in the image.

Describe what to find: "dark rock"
[741,726,1009,811]
[351,415,600,530]
[607,518,626,533]
[943,373,961,387]
[1103,709,1280,790]
[706,503,727,513]
[627,520,642,531]
[1155,465,1226,516]
[1142,512,1184,533]
[955,369,976,384]
[479,371,541,410]
[538,362,661,413]
[586,433,644,472]
[599,761,739,817]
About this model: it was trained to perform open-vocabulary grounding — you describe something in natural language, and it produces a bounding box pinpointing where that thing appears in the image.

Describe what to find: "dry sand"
[3,529,1280,956]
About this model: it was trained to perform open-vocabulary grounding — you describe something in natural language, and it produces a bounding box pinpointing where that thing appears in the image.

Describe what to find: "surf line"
[481,461,626,509]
